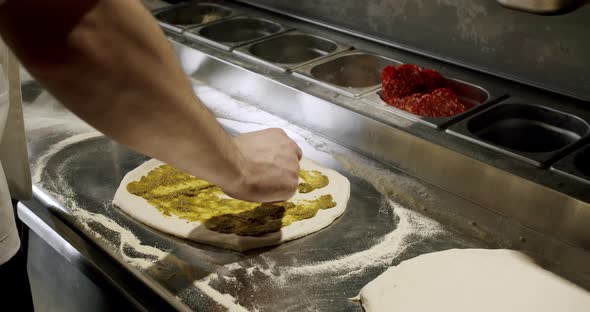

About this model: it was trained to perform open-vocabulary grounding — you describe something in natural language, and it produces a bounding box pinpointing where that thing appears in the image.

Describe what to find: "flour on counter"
[193,275,250,312]
[27,80,457,312]
[187,83,454,311]
[31,131,102,184]
[31,131,169,267]
[30,129,250,311]
[73,208,170,269]
[280,204,445,279]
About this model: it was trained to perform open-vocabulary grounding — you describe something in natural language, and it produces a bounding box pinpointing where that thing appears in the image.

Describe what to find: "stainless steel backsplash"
[236,0,590,102]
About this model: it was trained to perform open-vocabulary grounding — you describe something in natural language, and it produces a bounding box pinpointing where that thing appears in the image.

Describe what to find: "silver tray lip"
[233,30,352,72]
[447,99,590,168]
[154,2,239,34]
[551,143,590,184]
[496,0,577,14]
[183,16,290,52]
[362,78,500,129]
[292,50,403,98]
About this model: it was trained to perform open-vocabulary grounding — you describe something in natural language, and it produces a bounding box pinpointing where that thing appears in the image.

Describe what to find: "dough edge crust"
[113,158,351,251]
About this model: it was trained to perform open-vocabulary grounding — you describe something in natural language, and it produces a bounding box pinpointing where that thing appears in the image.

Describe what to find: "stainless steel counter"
[20,61,590,311]
[18,1,590,311]
[20,74,492,310]
[169,0,590,252]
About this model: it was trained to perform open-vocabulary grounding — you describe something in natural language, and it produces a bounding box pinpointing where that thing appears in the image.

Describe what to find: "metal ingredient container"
[154,2,235,33]
[552,143,590,183]
[184,16,287,51]
[293,51,403,97]
[363,78,494,129]
[448,101,590,167]
[235,31,350,71]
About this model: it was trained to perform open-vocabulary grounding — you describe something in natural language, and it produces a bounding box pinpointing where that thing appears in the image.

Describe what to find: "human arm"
[0,0,301,202]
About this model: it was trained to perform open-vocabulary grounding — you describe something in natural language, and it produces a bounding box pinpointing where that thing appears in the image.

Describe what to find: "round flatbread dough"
[359,249,590,312]
[113,158,350,251]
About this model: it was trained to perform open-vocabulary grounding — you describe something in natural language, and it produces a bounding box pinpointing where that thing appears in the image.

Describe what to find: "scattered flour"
[28,80,449,311]
[31,131,103,184]
[72,207,170,269]
[246,266,257,276]
[30,130,169,269]
[30,127,250,311]
[279,204,445,280]
[185,82,450,306]
[194,276,250,312]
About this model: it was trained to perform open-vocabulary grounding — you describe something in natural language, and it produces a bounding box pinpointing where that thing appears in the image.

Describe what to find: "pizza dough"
[113,158,350,251]
[359,248,590,312]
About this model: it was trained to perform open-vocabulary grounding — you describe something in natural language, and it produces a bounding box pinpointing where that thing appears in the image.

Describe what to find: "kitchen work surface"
[17,1,590,311]
[23,77,498,311]
[23,73,590,310]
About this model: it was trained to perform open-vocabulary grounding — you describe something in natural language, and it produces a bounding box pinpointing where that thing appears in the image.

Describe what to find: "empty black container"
[449,101,590,166]
[552,144,590,183]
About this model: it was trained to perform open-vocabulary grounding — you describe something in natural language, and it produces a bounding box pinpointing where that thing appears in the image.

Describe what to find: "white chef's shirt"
[0,38,31,265]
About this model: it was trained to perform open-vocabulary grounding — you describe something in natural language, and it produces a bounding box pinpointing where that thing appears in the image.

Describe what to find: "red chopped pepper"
[421,69,446,93]
[381,64,472,118]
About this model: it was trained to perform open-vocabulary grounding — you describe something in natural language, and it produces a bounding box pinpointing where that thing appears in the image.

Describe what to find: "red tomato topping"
[381,64,473,117]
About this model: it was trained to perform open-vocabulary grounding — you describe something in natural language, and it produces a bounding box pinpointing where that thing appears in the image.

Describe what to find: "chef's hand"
[223,128,302,203]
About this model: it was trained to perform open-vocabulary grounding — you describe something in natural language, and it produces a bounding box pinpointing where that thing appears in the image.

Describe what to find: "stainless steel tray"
[552,143,590,183]
[293,50,402,97]
[154,2,237,33]
[448,99,590,167]
[184,16,288,51]
[234,30,351,72]
[363,78,498,129]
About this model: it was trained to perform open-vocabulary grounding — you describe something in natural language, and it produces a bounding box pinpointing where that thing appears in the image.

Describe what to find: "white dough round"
[360,248,590,312]
[113,158,350,251]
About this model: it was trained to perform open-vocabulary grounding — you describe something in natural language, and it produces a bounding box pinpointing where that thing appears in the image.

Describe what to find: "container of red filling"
[364,64,493,129]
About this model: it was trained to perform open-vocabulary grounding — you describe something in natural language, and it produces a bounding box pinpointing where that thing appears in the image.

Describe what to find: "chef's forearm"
[0,0,244,186]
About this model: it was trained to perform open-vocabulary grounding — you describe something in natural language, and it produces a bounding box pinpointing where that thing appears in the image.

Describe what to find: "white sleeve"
[0,39,31,200]
[0,44,21,266]
[0,159,20,266]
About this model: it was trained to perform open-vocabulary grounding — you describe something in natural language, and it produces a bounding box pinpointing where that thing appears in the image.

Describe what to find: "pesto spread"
[127,165,335,236]
[298,170,329,193]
